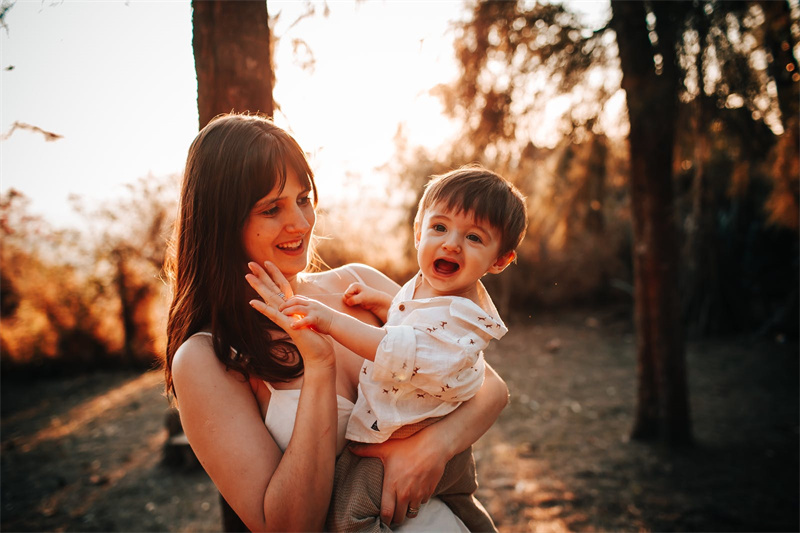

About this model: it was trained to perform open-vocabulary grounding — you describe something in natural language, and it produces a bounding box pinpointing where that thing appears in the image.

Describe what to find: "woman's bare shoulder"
[172,334,246,391]
[327,263,402,294]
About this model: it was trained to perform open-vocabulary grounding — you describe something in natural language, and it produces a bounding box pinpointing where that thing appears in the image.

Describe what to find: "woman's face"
[242,168,316,279]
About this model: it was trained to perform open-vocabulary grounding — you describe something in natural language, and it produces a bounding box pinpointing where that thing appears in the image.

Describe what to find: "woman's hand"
[246,261,335,369]
[343,282,393,323]
[349,432,449,527]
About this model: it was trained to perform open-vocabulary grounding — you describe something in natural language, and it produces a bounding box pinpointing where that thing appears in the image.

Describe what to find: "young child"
[279,166,527,532]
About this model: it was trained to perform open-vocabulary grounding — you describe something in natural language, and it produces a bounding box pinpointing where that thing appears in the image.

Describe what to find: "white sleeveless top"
[263,382,355,454]
[189,331,355,453]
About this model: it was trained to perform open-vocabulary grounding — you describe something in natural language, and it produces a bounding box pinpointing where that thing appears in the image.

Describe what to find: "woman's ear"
[488,250,516,274]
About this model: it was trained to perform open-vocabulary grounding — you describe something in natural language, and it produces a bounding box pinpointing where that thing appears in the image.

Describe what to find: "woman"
[165,113,508,531]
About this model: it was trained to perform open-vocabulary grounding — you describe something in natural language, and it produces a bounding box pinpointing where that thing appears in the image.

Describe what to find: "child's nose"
[442,235,462,252]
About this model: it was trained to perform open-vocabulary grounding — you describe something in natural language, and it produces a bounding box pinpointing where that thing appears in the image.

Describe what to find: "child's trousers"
[326,445,497,532]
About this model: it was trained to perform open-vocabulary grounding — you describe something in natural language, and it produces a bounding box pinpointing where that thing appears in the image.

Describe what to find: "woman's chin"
[275,251,310,275]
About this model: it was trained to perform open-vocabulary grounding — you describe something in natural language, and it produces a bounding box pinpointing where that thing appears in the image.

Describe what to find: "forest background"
[2,0,797,378]
[1,0,798,531]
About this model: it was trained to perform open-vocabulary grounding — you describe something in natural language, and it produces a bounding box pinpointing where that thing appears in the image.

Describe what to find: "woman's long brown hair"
[164,114,317,397]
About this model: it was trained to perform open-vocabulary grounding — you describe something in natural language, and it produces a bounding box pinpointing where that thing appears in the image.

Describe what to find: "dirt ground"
[2,307,798,532]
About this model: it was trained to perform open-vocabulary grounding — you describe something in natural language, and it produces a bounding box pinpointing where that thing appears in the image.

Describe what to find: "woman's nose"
[286,206,311,234]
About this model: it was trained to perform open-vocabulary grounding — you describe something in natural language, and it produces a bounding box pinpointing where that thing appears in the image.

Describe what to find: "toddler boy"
[280,166,527,532]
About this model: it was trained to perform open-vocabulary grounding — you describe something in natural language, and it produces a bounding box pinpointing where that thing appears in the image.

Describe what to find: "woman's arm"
[348,362,509,526]
[172,338,338,532]
[173,264,340,532]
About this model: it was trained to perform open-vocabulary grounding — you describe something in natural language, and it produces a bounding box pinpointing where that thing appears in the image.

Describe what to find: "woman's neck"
[288,271,317,296]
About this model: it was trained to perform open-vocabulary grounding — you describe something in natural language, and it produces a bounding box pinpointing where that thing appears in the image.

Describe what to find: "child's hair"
[415,165,528,257]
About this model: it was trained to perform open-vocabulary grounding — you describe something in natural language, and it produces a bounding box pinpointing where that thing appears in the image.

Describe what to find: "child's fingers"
[279,302,306,317]
[289,316,316,329]
[249,299,290,327]
[344,282,363,296]
[343,283,365,307]
[279,295,309,310]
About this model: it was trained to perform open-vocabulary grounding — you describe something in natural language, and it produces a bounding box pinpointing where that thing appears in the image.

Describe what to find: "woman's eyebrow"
[252,194,283,211]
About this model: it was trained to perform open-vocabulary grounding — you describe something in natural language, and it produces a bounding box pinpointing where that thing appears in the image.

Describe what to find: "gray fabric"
[327,446,497,532]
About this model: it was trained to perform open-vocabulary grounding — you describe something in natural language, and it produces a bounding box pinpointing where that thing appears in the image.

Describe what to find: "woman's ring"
[278,292,286,301]
[406,506,420,518]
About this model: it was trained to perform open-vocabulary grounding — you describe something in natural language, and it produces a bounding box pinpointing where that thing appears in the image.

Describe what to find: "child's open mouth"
[434,258,460,275]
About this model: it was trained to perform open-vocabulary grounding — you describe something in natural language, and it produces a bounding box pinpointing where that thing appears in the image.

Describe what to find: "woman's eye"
[298,195,311,206]
[467,234,482,243]
[261,205,279,217]
[433,224,446,232]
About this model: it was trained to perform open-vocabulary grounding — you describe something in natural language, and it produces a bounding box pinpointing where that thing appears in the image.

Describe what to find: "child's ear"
[413,222,421,250]
[488,250,516,274]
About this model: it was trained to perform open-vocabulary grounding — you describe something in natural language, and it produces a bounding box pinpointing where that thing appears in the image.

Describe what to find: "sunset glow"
[0,0,470,225]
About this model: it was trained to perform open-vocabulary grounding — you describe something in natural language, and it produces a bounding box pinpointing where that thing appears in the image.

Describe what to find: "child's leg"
[327,447,389,533]
[327,445,497,532]
[435,447,497,533]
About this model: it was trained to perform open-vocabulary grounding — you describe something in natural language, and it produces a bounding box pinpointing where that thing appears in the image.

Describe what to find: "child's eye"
[433,224,446,232]
[467,234,483,243]
[298,195,311,206]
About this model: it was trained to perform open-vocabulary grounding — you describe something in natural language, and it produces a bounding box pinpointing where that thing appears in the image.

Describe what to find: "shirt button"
[398,304,405,311]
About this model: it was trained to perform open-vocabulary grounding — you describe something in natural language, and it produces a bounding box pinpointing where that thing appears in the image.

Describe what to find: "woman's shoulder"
[312,263,401,294]
[172,333,242,387]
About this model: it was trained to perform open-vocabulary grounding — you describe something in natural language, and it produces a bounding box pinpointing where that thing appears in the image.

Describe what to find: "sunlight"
[14,371,162,453]
[270,1,465,204]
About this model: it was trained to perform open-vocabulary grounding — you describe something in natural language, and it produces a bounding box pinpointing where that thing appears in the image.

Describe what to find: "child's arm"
[343,282,393,323]
[281,296,385,361]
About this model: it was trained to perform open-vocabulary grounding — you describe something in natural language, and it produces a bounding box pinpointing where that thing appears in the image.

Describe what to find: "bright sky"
[1,0,610,227]
[0,0,469,226]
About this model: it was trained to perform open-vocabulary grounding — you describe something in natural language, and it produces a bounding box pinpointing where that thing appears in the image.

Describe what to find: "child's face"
[414,202,511,300]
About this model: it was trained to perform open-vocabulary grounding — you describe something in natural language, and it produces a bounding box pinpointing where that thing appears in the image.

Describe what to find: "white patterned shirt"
[346,273,508,443]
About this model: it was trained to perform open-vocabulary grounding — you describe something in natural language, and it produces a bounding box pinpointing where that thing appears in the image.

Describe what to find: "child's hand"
[343,283,392,322]
[280,296,336,334]
[245,262,335,369]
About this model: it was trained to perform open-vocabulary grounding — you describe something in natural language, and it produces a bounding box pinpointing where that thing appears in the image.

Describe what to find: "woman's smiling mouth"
[276,239,304,252]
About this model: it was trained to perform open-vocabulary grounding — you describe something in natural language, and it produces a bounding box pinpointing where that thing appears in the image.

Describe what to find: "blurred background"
[1,1,798,532]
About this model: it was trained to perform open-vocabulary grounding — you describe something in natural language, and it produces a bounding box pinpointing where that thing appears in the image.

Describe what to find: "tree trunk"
[610,1,692,446]
[192,0,274,129]
[112,250,137,365]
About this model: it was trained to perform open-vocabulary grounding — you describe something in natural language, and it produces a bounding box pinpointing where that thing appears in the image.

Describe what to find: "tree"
[610,1,693,445]
[72,175,176,366]
[192,0,274,129]
[430,0,796,447]
[190,3,278,529]
[0,190,111,371]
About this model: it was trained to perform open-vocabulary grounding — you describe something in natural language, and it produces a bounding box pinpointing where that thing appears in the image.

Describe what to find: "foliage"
[0,175,177,375]
[71,174,177,363]
[387,0,799,337]
[435,0,619,157]
[1,190,111,372]
[420,0,633,311]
